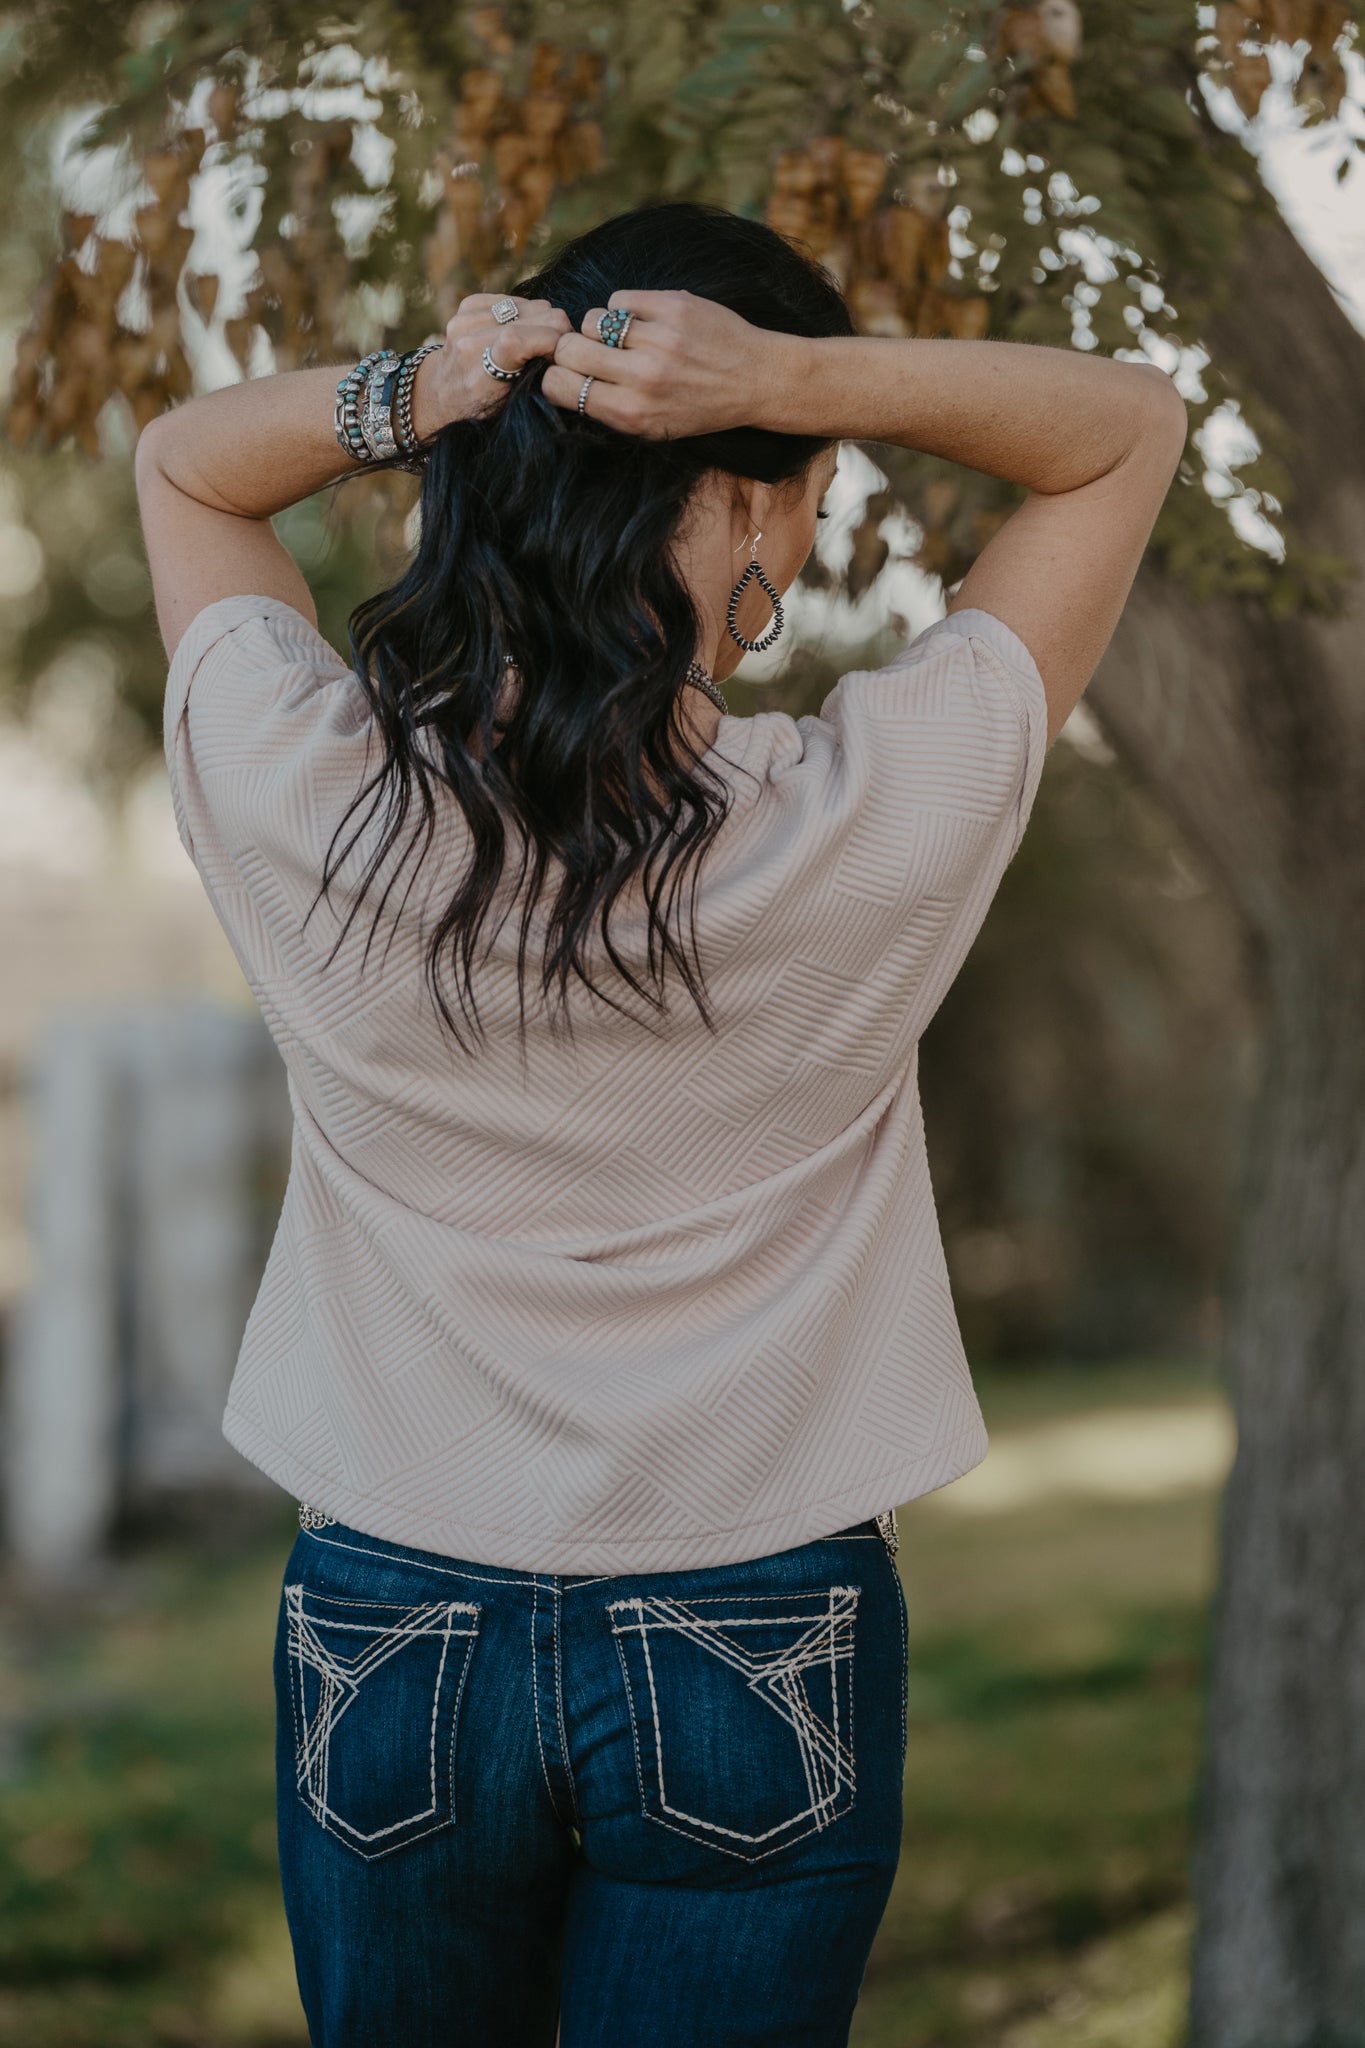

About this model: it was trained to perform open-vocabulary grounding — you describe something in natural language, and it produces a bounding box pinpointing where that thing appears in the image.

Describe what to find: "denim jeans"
[273,1507,910,2046]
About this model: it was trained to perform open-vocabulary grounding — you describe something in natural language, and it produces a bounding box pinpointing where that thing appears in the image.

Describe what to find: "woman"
[136,201,1186,2046]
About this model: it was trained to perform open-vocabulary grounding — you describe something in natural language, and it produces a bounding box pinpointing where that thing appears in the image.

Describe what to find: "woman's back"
[166,591,1044,1571]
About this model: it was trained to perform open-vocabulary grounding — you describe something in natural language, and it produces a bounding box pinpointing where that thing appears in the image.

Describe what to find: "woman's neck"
[462,666,723,773]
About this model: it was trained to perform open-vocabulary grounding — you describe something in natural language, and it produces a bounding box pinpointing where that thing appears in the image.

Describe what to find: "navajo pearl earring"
[726,530,785,655]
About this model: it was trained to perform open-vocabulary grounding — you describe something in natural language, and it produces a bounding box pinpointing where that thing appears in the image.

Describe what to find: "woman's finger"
[541,364,617,419]
[470,320,569,385]
[540,365,585,413]
[489,314,571,368]
[541,363,651,434]
[552,330,628,380]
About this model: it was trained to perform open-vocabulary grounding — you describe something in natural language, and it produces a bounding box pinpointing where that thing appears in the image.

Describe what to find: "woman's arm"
[135,297,570,661]
[772,333,1188,743]
[548,296,1188,744]
[135,365,358,657]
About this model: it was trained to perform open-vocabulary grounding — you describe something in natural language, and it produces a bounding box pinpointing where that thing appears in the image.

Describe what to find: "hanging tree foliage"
[3,0,1358,622]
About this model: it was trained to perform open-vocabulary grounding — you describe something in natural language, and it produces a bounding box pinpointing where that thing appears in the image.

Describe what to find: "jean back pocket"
[609,1584,859,1863]
[285,1582,480,1861]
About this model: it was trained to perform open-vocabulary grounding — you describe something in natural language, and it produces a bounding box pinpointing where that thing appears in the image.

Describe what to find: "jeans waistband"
[296,1501,899,1564]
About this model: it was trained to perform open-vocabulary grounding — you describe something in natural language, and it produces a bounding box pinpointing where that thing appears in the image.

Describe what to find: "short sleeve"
[161,593,382,1007]
[802,603,1049,1048]
[163,592,372,872]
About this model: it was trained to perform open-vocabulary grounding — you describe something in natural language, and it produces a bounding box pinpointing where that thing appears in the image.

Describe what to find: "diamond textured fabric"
[163,595,1047,1572]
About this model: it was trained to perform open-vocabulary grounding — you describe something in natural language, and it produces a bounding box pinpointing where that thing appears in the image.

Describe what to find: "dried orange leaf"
[1230,47,1272,114]
[1026,57,1079,119]
[523,92,569,142]
[493,132,531,184]
[766,193,814,243]
[1214,1,1250,58]
[807,136,846,184]
[848,276,908,335]
[877,205,929,283]
[842,149,888,221]
[846,516,890,600]
[208,80,239,138]
[529,40,563,93]
[224,317,257,369]
[942,295,991,339]
[998,8,1049,59]
[185,273,220,322]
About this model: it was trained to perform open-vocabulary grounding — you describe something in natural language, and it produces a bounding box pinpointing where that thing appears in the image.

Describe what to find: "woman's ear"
[730,477,778,553]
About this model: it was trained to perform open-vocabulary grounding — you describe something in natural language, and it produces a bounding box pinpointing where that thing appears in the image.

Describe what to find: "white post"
[2,998,293,1579]
[2,1009,124,1579]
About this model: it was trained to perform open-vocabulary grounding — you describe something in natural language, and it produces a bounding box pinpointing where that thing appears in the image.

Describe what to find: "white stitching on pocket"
[609,1586,859,1863]
[286,1583,480,1860]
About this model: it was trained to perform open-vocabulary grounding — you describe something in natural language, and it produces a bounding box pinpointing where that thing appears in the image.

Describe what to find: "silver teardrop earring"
[726,530,785,654]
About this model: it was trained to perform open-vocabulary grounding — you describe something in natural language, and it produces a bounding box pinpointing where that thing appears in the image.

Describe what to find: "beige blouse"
[164,595,1047,1572]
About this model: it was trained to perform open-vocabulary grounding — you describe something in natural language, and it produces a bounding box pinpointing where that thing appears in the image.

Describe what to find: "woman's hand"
[410,294,574,440]
[542,290,774,438]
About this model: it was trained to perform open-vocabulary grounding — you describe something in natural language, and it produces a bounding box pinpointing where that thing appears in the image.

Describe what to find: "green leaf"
[943,56,994,123]
[673,44,768,105]
[1130,11,1183,40]
[900,29,973,96]
[1139,85,1199,139]
[118,50,170,94]
[713,4,796,42]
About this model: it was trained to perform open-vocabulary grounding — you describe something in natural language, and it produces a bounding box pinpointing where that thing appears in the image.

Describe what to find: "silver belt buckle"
[875,1507,899,1558]
[298,1501,338,1531]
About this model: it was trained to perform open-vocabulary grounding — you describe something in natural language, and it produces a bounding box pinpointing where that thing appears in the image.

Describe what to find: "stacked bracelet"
[334,348,391,464]
[334,339,444,471]
[360,352,403,461]
[394,340,443,462]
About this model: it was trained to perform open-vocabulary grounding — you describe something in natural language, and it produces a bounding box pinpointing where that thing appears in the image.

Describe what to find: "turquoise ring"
[597,307,634,349]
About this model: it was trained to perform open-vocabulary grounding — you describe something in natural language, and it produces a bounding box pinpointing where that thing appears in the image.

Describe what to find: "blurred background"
[0,1,1362,2043]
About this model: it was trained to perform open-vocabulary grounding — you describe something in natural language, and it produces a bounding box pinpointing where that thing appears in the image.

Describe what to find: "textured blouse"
[164,594,1048,1572]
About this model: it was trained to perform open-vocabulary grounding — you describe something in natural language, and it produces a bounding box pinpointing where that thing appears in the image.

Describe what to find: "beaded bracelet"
[334,348,391,465]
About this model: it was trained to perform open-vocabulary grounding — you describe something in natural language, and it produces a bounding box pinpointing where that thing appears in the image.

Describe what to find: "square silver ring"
[491,298,519,324]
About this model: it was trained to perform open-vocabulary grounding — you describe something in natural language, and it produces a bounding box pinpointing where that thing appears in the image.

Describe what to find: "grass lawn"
[0,1357,1224,2046]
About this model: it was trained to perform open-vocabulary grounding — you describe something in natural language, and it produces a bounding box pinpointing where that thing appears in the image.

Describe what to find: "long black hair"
[309,201,855,1051]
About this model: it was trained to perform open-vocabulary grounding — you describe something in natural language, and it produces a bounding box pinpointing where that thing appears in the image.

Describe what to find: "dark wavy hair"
[309,201,855,1050]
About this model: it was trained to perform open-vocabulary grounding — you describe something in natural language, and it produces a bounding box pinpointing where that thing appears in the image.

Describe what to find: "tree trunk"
[1091,214,1365,2045]
[1191,926,1365,2047]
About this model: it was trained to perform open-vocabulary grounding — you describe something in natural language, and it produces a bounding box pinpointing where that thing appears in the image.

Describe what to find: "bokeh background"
[1,2,1363,2043]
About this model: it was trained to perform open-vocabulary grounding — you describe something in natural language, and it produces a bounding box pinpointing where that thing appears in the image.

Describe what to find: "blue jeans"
[273,1509,909,2046]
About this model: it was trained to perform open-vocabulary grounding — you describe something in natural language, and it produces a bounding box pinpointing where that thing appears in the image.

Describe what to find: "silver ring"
[482,345,519,383]
[491,298,519,324]
[577,376,594,415]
